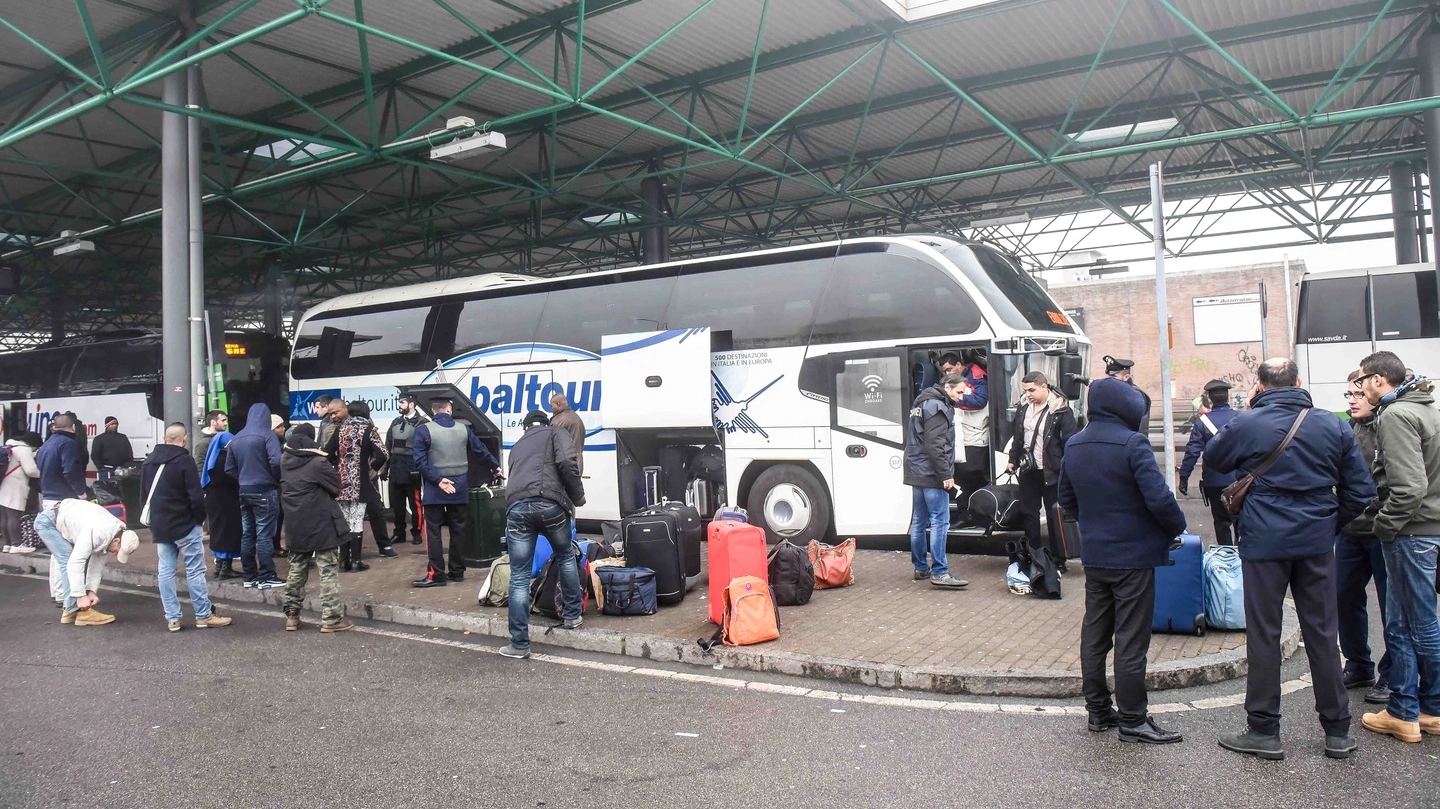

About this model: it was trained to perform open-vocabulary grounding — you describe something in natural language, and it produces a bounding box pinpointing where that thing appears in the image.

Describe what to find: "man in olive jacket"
[1355,351,1440,745]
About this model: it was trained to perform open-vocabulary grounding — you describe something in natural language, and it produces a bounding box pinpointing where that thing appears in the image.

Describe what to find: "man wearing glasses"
[1336,369,1391,707]
[1355,351,1440,745]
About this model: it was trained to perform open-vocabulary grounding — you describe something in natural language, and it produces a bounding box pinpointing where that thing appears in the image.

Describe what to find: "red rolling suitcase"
[707,518,768,625]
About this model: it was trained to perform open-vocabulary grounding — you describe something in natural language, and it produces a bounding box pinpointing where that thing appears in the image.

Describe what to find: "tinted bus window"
[947,244,1074,333]
[666,257,830,349]
[811,253,982,344]
[453,291,548,357]
[1371,272,1440,340]
[291,305,433,378]
[1297,276,1369,343]
[532,275,676,354]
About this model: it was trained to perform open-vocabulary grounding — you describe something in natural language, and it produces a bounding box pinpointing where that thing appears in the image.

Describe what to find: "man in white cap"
[32,499,140,626]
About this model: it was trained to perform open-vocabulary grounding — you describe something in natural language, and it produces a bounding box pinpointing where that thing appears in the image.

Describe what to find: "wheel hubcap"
[764,484,812,537]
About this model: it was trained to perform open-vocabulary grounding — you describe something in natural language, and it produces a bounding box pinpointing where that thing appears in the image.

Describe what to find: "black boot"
[216,559,239,579]
[349,534,369,572]
[339,540,353,572]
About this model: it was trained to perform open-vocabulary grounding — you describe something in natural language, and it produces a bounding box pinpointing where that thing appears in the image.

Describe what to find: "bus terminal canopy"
[0,0,1434,344]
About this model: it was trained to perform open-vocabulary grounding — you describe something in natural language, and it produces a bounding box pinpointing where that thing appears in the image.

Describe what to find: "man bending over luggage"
[1059,377,1186,745]
[498,410,585,660]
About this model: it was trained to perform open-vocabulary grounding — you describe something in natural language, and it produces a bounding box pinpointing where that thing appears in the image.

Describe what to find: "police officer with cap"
[1104,356,1151,437]
[410,395,501,588]
[1177,379,1239,546]
[384,393,428,545]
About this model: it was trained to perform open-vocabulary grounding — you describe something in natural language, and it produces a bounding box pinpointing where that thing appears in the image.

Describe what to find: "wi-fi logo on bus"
[861,374,885,403]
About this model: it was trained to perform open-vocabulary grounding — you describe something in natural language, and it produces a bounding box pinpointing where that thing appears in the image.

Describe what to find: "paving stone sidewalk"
[1,526,1295,697]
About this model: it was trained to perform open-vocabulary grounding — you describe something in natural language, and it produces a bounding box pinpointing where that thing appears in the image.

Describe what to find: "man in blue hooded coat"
[1059,377,1187,745]
[225,403,284,589]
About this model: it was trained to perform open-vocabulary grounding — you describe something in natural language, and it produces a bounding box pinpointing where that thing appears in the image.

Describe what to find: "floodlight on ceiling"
[1058,250,1107,268]
[968,212,1030,229]
[53,230,94,257]
[1070,117,1180,147]
[430,129,507,163]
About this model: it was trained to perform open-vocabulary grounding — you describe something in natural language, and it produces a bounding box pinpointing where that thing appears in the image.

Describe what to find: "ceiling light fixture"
[1069,117,1180,147]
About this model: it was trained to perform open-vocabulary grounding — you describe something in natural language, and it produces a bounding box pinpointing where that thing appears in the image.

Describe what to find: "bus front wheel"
[747,465,831,545]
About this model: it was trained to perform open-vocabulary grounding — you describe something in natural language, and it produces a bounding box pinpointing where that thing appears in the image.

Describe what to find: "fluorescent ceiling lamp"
[1069,117,1179,147]
[248,138,338,164]
[582,212,639,227]
[969,212,1030,228]
[873,0,1009,23]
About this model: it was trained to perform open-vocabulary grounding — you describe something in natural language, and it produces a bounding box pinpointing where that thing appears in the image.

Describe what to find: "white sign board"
[1193,293,1263,345]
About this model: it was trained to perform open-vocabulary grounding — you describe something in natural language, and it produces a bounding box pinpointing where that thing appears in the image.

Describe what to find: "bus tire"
[746,464,830,546]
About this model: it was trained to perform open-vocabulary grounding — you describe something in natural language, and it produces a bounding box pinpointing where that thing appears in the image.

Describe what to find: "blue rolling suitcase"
[1153,533,1206,636]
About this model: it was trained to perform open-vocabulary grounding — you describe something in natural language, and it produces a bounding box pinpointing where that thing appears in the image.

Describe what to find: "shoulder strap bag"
[139,463,166,526]
[1220,409,1308,517]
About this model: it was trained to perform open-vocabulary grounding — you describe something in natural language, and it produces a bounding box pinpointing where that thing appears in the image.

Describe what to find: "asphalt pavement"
[1,577,1436,809]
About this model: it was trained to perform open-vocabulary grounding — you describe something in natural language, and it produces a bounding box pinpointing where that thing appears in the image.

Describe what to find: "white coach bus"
[288,236,1090,543]
[1294,263,1439,413]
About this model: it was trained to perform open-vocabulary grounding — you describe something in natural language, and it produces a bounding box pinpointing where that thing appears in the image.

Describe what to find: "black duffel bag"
[968,473,1022,534]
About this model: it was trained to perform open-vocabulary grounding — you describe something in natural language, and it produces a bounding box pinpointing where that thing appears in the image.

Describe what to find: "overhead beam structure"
[0,0,1436,345]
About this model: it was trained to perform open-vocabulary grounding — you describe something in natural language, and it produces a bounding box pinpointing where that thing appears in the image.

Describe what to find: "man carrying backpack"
[498,410,585,660]
[1178,379,1239,546]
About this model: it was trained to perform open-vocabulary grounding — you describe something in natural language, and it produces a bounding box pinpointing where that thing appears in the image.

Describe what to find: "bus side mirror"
[1058,353,1087,400]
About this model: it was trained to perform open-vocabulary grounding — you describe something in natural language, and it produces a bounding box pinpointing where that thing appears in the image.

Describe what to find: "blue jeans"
[34,510,77,612]
[157,525,213,622]
[239,490,278,582]
[505,498,581,649]
[1336,533,1390,685]
[909,486,950,577]
[1381,535,1440,721]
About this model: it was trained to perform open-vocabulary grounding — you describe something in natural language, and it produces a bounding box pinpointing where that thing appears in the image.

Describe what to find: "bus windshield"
[944,244,1075,334]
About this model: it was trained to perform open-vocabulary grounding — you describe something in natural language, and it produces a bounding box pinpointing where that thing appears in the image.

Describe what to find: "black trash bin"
[459,484,506,569]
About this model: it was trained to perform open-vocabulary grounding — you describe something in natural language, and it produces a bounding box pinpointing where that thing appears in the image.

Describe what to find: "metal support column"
[640,161,669,264]
[161,70,190,428]
[187,63,206,432]
[1392,161,1421,265]
[1420,25,1440,290]
[1150,163,1177,493]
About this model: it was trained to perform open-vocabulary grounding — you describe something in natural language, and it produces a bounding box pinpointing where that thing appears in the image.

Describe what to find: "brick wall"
[1047,261,1300,404]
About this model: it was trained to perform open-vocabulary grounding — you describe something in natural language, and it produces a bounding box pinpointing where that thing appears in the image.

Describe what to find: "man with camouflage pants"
[279,424,353,633]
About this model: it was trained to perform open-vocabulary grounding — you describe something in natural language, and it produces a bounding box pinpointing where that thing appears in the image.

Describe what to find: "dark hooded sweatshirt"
[140,443,205,544]
[1058,377,1186,569]
[281,432,347,553]
[225,403,282,494]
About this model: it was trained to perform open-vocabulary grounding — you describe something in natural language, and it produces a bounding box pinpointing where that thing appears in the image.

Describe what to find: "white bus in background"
[288,236,1090,544]
[1294,263,1440,413]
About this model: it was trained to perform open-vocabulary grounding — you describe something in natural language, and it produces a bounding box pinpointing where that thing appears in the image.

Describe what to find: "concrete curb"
[2,553,1295,697]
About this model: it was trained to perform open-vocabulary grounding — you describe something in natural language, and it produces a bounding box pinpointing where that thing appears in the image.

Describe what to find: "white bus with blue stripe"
[288,236,1089,544]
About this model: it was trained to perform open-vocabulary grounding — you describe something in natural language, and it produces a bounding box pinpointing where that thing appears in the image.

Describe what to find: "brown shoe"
[285,611,305,631]
[195,614,233,629]
[1419,713,1440,736]
[1362,709,1422,743]
[319,620,354,634]
[73,608,116,627]
[60,610,78,625]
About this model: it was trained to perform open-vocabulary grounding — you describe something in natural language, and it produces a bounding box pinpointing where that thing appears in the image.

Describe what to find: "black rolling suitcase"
[633,501,703,591]
[622,509,686,605]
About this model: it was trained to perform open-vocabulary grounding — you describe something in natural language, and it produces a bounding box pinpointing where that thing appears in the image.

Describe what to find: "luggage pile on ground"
[472,502,858,650]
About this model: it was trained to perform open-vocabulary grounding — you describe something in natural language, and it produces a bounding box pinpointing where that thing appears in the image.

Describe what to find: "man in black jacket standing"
[142,424,232,632]
[91,417,133,480]
[498,410,585,660]
[904,374,969,589]
[384,394,428,545]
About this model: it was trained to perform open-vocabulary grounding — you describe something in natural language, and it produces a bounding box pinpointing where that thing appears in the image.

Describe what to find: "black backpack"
[766,540,814,606]
[689,444,725,483]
